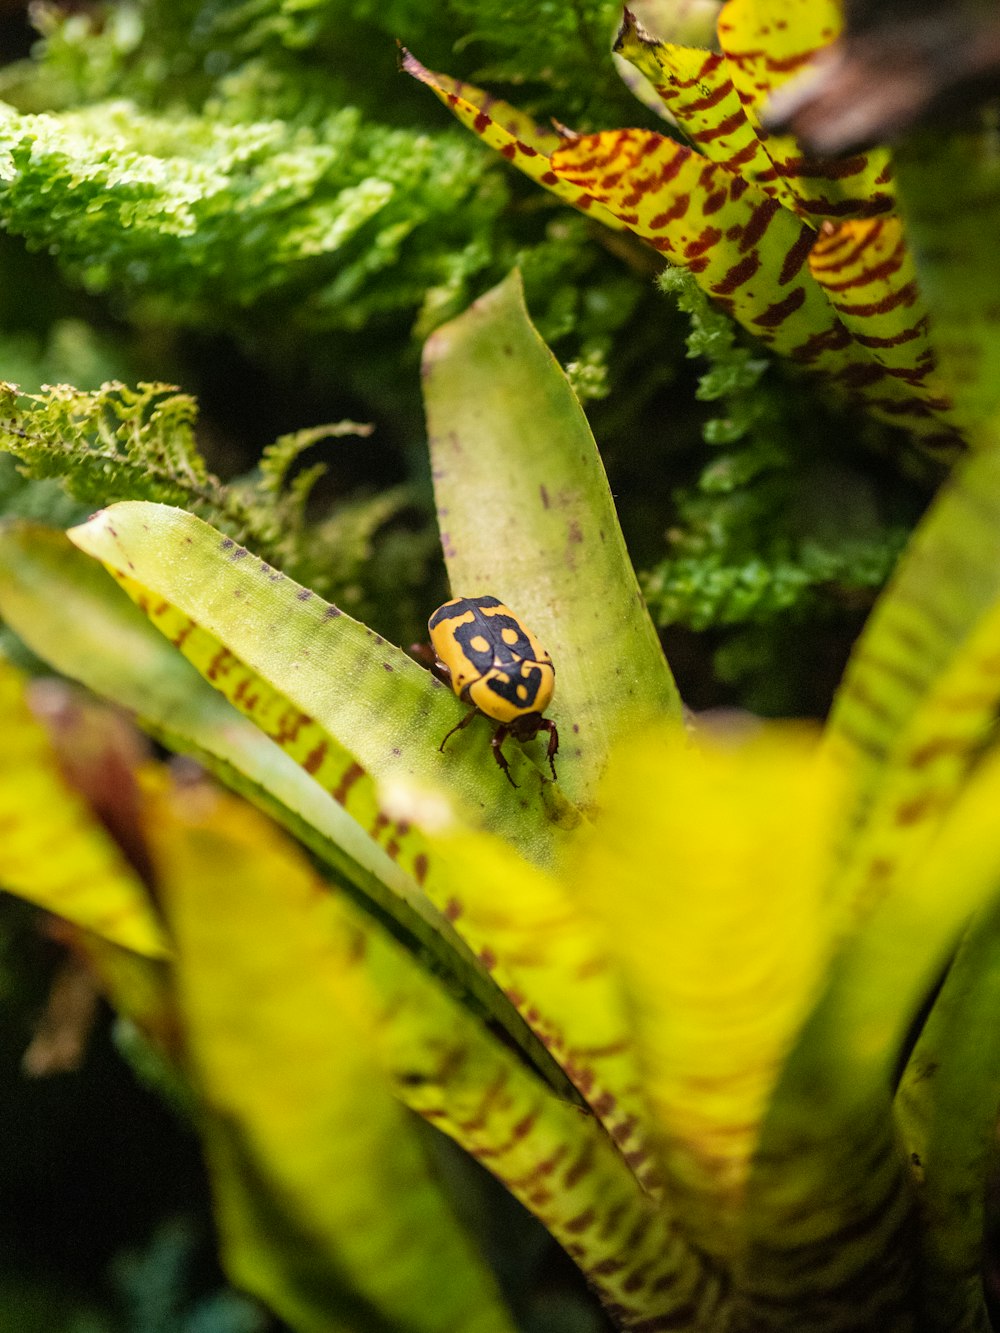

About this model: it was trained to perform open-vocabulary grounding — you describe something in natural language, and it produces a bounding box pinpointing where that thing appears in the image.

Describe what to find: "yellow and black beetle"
[421,595,559,787]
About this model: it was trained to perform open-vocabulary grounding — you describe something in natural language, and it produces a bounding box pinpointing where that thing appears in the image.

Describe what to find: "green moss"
[0,380,432,627]
[643,269,918,636]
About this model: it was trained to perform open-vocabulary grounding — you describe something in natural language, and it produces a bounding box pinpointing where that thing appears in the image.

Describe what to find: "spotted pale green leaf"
[422,270,683,810]
[0,519,479,987]
[55,510,589,1099]
[60,503,602,1098]
[0,653,167,958]
[150,777,519,1333]
[66,502,579,859]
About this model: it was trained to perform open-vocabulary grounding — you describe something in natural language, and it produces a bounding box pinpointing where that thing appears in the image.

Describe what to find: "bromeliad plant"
[3,227,1000,1329]
[404,0,998,454]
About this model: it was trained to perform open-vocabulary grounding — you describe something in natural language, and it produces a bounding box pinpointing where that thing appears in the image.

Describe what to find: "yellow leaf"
[573,721,841,1257]
[151,778,519,1333]
[0,656,167,958]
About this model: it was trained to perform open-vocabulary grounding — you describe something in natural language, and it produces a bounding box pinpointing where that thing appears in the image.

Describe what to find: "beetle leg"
[439,707,477,753]
[490,725,519,788]
[538,718,559,780]
[411,642,453,688]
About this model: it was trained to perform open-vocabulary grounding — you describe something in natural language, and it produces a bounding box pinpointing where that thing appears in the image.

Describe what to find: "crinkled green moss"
[643,270,920,638]
[0,380,435,636]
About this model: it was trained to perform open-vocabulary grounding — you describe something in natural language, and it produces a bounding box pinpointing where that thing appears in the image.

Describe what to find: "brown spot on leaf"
[303,742,328,774]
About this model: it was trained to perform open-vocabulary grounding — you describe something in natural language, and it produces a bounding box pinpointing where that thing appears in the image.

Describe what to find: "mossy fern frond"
[0,380,421,616]
[648,268,918,638]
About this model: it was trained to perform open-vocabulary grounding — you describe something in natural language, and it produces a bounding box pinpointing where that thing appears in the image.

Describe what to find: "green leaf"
[332,833,710,1331]
[895,898,1000,1333]
[0,519,571,1097]
[0,518,430,918]
[397,818,662,1205]
[738,740,1000,1330]
[823,436,1000,916]
[66,499,580,849]
[422,270,683,809]
[151,776,520,1333]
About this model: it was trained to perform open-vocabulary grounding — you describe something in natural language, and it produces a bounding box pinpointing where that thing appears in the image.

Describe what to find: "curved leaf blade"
[67,503,577,859]
[390,813,660,1198]
[807,216,954,428]
[0,520,564,1076]
[824,438,1000,916]
[340,844,723,1331]
[614,11,797,209]
[423,270,682,808]
[399,52,625,232]
[739,743,1000,1330]
[547,130,954,449]
[152,778,520,1333]
[0,518,438,902]
[63,506,594,1094]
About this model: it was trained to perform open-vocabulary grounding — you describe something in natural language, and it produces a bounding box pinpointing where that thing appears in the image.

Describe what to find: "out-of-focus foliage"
[642,270,915,632]
[0,380,435,634]
[12,0,635,126]
[9,257,1000,1329]
[0,0,942,712]
[0,0,646,350]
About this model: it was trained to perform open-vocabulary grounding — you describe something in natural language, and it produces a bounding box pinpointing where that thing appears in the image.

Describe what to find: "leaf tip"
[614,6,653,55]
[398,46,430,84]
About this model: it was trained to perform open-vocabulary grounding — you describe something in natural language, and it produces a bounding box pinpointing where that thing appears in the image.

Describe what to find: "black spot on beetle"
[323,605,342,619]
[297,588,312,601]
[220,538,234,551]
[383,662,394,672]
